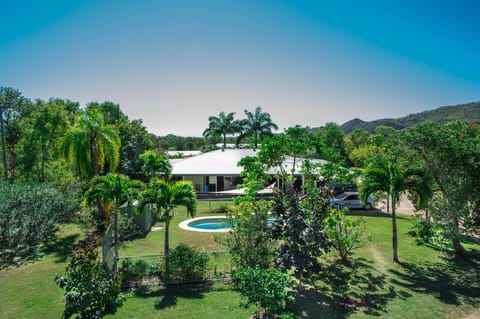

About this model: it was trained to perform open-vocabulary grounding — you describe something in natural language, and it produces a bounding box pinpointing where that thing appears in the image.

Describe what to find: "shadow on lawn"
[290,257,405,318]
[133,282,214,310]
[0,233,80,268]
[390,252,480,306]
[42,234,80,263]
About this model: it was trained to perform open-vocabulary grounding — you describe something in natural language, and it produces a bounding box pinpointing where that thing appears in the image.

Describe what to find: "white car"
[329,192,376,210]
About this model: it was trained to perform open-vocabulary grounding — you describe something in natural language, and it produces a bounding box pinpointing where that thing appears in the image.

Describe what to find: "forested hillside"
[340,101,480,134]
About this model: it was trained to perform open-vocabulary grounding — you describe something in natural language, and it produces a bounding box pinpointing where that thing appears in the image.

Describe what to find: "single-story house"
[171,149,326,194]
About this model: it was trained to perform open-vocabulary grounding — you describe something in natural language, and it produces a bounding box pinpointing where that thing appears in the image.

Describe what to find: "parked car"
[330,182,358,196]
[329,192,376,210]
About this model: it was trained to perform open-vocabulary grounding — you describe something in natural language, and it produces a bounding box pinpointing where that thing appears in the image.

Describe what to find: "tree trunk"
[164,215,171,281]
[113,211,119,272]
[452,233,467,259]
[40,145,46,182]
[91,137,98,176]
[392,196,400,263]
[0,110,8,180]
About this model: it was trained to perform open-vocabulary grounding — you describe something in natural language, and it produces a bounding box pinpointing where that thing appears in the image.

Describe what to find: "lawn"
[1,202,479,319]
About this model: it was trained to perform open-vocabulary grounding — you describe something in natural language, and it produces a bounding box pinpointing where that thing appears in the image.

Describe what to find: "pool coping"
[178,215,232,233]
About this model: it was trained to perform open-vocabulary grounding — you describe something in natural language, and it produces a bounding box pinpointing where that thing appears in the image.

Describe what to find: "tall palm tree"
[85,173,144,271]
[203,111,239,149]
[361,159,424,263]
[140,179,196,277]
[140,150,171,181]
[62,108,120,179]
[237,106,278,149]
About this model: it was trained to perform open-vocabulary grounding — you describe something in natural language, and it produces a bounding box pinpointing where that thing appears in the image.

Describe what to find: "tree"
[325,207,368,263]
[140,179,196,277]
[233,267,293,319]
[272,192,330,281]
[361,158,424,262]
[318,122,348,164]
[117,120,153,180]
[139,150,171,181]
[85,173,143,269]
[86,101,128,125]
[30,100,70,181]
[0,87,30,180]
[405,121,480,258]
[203,111,239,148]
[62,108,120,180]
[237,106,278,149]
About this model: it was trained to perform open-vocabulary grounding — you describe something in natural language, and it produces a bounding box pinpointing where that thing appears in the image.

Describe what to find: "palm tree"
[62,108,120,179]
[140,179,196,277]
[361,159,424,263]
[203,111,239,149]
[140,150,171,181]
[85,173,144,271]
[237,106,278,149]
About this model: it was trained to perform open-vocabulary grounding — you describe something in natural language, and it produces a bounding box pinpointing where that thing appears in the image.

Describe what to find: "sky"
[1,0,479,136]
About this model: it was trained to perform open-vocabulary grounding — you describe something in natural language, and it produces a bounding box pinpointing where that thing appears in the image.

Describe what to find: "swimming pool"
[179,216,277,233]
[178,216,232,233]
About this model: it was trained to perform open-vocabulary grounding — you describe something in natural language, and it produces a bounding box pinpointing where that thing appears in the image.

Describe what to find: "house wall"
[178,175,241,192]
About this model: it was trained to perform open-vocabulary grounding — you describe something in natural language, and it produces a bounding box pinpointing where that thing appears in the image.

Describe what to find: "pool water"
[188,218,233,231]
[179,216,277,233]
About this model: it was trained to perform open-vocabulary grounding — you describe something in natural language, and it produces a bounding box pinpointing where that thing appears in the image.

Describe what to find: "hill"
[340,101,480,134]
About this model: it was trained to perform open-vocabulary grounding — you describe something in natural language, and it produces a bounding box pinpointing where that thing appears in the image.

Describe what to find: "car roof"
[341,191,359,196]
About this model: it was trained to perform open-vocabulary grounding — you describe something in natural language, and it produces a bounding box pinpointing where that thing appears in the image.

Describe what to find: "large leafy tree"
[203,111,239,148]
[361,158,425,262]
[85,173,143,269]
[317,122,348,164]
[62,108,120,180]
[140,179,196,276]
[117,120,153,180]
[29,100,70,181]
[0,87,31,180]
[237,106,278,149]
[405,121,480,258]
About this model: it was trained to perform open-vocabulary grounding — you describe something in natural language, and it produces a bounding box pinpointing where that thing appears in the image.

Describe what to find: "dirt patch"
[375,194,419,216]
[462,309,480,319]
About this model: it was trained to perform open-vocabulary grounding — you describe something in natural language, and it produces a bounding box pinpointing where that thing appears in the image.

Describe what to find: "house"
[171,149,326,194]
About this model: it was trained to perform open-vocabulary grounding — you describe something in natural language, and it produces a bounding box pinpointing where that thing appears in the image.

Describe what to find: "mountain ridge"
[339,101,480,134]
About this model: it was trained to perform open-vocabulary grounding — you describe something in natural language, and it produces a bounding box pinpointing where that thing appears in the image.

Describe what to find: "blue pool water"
[186,217,276,231]
[187,218,233,231]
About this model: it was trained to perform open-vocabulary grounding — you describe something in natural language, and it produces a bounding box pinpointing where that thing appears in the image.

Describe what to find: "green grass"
[1,203,479,319]
[119,200,231,256]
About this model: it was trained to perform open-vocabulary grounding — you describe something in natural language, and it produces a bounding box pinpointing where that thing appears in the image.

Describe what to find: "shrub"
[55,236,125,319]
[325,207,369,263]
[0,182,80,258]
[233,267,293,318]
[167,244,209,282]
[120,259,161,284]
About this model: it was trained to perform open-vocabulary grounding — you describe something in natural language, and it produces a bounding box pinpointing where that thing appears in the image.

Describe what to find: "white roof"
[165,150,202,157]
[171,149,327,176]
[172,149,257,176]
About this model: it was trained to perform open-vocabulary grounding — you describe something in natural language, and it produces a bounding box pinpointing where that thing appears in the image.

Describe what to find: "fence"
[102,223,115,273]
[117,250,233,287]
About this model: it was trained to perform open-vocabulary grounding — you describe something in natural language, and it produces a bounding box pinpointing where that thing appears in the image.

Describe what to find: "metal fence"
[117,250,233,287]
[102,223,115,273]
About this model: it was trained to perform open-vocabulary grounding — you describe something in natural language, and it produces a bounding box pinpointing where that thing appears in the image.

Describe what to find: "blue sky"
[1,0,479,136]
